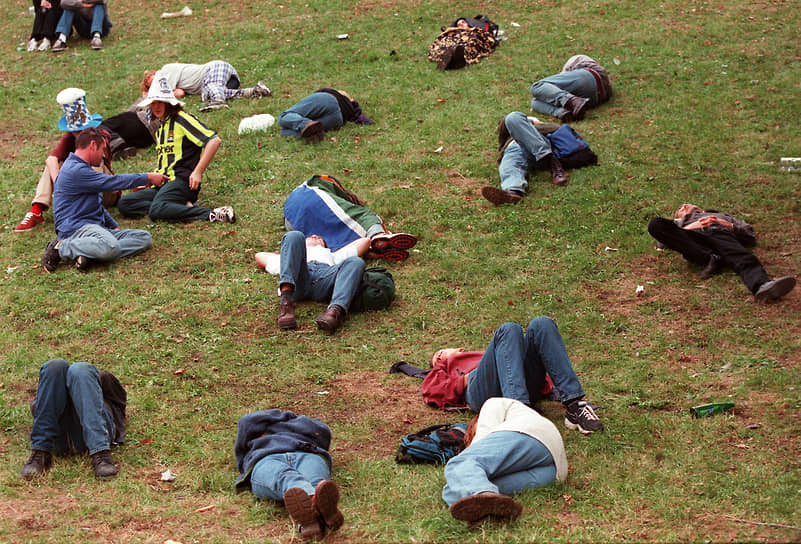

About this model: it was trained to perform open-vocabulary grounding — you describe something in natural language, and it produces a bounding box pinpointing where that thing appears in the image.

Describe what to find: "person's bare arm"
[188,136,221,190]
[173,88,186,98]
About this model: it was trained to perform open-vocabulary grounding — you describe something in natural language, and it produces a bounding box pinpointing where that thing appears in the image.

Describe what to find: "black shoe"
[754,276,796,302]
[42,240,61,272]
[315,305,345,334]
[75,256,93,272]
[565,399,604,434]
[699,254,723,278]
[481,186,523,205]
[111,146,137,161]
[91,450,119,479]
[21,449,52,480]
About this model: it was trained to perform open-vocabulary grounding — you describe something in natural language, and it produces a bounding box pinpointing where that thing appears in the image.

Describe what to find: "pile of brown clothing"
[428,27,497,70]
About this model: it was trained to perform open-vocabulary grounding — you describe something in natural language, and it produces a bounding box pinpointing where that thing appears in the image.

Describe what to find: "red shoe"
[14,212,44,233]
[366,248,409,262]
[370,232,417,250]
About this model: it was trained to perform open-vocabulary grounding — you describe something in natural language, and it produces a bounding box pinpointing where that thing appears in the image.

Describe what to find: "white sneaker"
[37,37,51,51]
[51,38,67,52]
[199,101,229,112]
[27,38,38,52]
[209,206,236,224]
[90,34,103,50]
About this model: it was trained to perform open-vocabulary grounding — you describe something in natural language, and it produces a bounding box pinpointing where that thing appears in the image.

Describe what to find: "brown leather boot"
[277,291,297,330]
[315,305,344,334]
[565,96,590,121]
[91,450,119,479]
[550,156,568,186]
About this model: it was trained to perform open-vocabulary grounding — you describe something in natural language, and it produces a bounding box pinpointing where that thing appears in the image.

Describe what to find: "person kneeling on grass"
[21,359,126,481]
[117,71,235,225]
[443,397,567,527]
[41,126,167,273]
[235,410,344,541]
[255,231,368,334]
[422,317,604,435]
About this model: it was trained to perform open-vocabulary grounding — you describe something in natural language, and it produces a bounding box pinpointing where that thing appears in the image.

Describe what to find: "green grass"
[2,0,801,542]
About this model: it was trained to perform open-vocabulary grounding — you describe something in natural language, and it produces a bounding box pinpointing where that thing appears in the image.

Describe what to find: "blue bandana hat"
[56,88,103,132]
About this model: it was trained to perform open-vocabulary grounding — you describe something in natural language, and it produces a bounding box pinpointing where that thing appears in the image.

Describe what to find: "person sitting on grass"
[443,397,567,528]
[41,126,167,272]
[284,174,417,262]
[255,231,368,334]
[422,317,604,435]
[481,111,568,206]
[235,410,344,541]
[141,61,272,112]
[21,359,126,481]
[278,89,374,144]
[50,0,112,52]
[117,72,235,224]
[648,204,796,302]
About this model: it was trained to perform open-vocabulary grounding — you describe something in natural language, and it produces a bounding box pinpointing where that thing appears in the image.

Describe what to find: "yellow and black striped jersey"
[155,110,217,181]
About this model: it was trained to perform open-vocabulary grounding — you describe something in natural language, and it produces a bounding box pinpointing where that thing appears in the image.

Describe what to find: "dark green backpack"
[351,267,395,312]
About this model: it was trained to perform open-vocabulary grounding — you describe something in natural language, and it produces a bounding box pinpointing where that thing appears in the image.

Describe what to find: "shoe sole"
[564,417,597,435]
[450,493,522,523]
[371,233,417,250]
[481,187,522,206]
[755,276,796,302]
[278,318,297,330]
[283,488,322,539]
[314,480,344,531]
[366,248,408,262]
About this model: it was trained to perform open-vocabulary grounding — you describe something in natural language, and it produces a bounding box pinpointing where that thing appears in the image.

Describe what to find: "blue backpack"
[395,423,468,464]
[546,124,598,169]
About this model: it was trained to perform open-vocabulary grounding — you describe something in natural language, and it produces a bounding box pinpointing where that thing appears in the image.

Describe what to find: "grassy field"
[1,0,800,542]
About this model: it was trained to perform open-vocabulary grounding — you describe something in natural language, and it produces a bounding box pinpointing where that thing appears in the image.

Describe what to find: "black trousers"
[648,217,768,294]
[100,112,154,150]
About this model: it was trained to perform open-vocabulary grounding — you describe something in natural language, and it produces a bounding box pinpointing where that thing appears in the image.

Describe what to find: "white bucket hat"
[139,71,185,108]
[56,88,103,132]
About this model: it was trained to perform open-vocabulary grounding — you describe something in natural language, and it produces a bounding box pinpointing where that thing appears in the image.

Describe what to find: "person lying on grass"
[422,317,604,435]
[443,397,567,528]
[235,410,344,541]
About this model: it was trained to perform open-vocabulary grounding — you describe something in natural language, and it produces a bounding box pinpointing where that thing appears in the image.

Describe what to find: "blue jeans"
[279,230,365,312]
[465,317,585,412]
[250,452,331,501]
[56,4,110,38]
[442,431,556,506]
[498,112,554,193]
[58,223,152,262]
[279,93,343,137]
[530,69,598,119]
[29,359,115,456]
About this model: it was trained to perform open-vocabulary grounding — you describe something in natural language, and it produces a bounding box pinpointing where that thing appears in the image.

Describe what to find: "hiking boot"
[90,33,103,50]
[699,254,724,278]
[313,480,344,532]
[42,240,61,272]
[37,37,51,51]
[199,101,229,112]
[565,399,604,434]
[75,256,92,272]
[91,450,118,479]
[300,121,325,144]
[21,450,52,480]
[111,146,137,161]
[283,488,323,540]
[15,212,44,232]
[550,156,568,186]
[481,186,523,205]
[315,305,344,334]
[51,38,67,52]
[277,291,297,330]
[209,206,236,223]
[754,276,796,302]
[565,95,590,121]
[450,491,522,525]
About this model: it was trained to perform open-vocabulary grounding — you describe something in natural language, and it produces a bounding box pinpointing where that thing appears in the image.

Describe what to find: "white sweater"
[473,397,568,482]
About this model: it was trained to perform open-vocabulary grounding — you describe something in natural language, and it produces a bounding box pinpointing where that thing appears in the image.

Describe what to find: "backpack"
[395,423,468,464]
[546,124,598,169]
[350,267,395,313]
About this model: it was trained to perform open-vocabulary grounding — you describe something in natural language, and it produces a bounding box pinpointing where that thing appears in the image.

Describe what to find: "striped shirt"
[155,110,216,181]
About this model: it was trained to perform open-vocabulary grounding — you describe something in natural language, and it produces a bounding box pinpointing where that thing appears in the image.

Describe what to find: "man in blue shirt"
[42,127,166,272]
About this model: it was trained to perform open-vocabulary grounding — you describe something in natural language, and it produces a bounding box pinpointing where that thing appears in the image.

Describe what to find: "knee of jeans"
[497,322,524,338]
[529,316,557,334]
[41,358,70,378]
[282,230,305,245]
[66,361,99,383]
[341,256,365,271]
